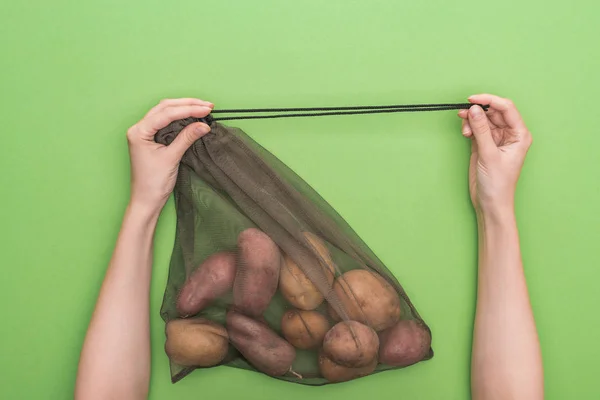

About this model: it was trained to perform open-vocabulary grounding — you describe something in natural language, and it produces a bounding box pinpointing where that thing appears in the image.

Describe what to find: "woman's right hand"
[458,94,533,219]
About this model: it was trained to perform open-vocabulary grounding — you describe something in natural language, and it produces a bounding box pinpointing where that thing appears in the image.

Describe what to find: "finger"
[470,136,478,155]
[468,94,526,130]
[168,121,211,159]
[138,105,212,137]
[146,98,214,118]
[468,105,496,156]
[462,119,472,137]
[484,109,506,128]
[457,109,468,119]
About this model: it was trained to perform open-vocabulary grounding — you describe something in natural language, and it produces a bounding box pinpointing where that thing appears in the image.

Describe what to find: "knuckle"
[165,107,178,120]
[503,98,515,109]
[473,113,486,122]
[472,119,488,130]
[182,132,195,146]
[126,126,138,141]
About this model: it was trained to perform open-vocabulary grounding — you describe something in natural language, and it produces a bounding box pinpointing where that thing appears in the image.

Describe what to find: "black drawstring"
[211,103,485,114]
[205,103,488,123]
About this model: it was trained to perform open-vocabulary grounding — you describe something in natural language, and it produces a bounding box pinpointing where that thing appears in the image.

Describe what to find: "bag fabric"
[155,118,433,385]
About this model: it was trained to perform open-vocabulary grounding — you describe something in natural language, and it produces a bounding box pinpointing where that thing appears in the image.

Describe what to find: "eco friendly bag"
[154,102,484,385]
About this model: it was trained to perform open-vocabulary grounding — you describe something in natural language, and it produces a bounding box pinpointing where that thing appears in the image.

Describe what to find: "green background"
[1,0,598,399]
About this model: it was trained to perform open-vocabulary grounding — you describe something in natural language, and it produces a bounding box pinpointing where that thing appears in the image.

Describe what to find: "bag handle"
[204,102,488,123]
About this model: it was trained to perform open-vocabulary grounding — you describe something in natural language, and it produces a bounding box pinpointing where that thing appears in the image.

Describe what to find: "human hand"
[126,98,214,215]
[458,94,532,218]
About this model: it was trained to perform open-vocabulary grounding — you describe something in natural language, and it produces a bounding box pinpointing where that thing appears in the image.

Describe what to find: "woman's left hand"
[126,98,214,214]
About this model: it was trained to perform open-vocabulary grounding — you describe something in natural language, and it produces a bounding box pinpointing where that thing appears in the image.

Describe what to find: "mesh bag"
[155,115,435,385]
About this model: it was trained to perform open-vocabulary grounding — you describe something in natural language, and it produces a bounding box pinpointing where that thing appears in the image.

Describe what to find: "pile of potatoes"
[164,227,431,382]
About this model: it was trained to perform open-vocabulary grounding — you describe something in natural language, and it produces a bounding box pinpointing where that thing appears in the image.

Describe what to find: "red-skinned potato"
[318,351,377,383]
[329,269,401,331]
[165,318,229,367]
[177,252,236,317]
[322,321,379,368]
[281,309,330,350]
[226,310,296,377]
[233,228,281,317]
[378,320,431,367]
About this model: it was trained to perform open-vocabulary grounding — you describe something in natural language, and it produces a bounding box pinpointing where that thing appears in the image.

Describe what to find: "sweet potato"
[281,309,330,350]
[318,351,377,383]
[165,318,229,367]
[322,321,379,368]
[378,320,431,367]
[329,269,401,331]
[177,252,236,317]
[226,310,296,376]
[233,228,281,317]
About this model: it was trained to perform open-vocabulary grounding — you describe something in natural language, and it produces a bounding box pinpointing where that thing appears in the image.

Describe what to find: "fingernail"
[470,105,483,117]
[206,102,214,108]
[196,124,210,134]
[462,125,471,136]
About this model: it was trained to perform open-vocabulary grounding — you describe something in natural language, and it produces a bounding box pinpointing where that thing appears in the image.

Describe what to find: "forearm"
[75,203,160,400]
[471,208,543,400]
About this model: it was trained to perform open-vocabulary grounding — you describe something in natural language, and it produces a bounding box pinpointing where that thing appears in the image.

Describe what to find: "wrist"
[476,193,514,220]
[476,203,516,230]
[126,200,163,224]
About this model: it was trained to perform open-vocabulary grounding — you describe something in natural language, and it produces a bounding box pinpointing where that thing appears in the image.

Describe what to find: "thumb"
[168,122,211,159]
[468,105,496,157]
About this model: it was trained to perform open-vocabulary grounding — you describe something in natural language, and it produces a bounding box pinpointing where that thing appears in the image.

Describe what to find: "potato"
[177,252,236,317]
[226,310,296,376]
[304,232,333,264]
[318,351,377,383]
[281,310,330,350]
[378,320,431,367]
[329,270,401,331]
[233,228,281,317]
[165,318,229,367]
[279,233,335,310]
[322,321,379,368]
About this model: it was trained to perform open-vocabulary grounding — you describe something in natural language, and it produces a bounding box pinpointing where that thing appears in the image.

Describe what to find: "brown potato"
[165,318,229,367]
[322,321,379,368]
[226,310,296,376]
[378,320,431,367]
[177,252,236,317]
[279,233,335,311]
[318,351,377,383]
[233,228,281,317]
[281,310,330,350]
[329,270,401,331]
[304,232,333,263]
